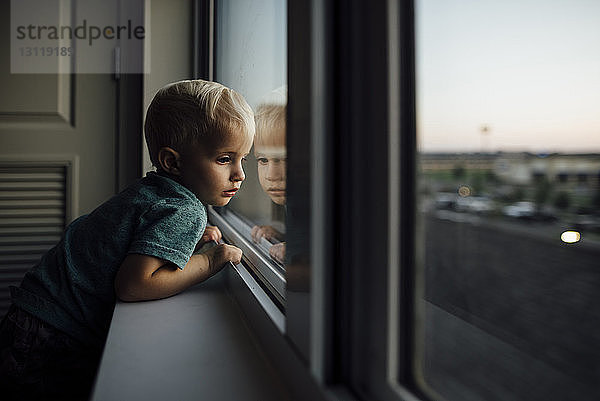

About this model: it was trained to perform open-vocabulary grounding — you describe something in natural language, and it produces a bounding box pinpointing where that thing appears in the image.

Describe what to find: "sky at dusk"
[415,0,600,153]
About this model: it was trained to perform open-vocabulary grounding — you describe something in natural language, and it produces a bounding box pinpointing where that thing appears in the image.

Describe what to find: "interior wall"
[142,0,193,175]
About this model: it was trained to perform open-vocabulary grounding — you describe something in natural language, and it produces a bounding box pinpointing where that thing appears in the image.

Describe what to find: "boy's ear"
[157,147,181,175]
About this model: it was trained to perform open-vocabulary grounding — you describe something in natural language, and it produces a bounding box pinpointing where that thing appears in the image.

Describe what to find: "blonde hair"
[254,86,287,148]
[144,79,255,167]
[255,103,286,148]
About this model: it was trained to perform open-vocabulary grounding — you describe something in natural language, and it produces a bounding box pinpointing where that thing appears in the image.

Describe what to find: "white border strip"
[387,0,401,385]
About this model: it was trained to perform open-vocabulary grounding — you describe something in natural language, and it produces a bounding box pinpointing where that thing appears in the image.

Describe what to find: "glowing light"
[458,185,471,197]
[561,231,581,244]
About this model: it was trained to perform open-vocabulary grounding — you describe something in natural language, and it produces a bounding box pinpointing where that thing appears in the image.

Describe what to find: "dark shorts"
[0,304,103,401]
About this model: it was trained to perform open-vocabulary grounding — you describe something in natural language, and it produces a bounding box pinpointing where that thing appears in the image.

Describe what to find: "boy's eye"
[217,156,232,163]
[257,157,268,165]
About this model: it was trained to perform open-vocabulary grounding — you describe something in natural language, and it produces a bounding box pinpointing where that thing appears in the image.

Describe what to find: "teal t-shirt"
[10,172,207,348]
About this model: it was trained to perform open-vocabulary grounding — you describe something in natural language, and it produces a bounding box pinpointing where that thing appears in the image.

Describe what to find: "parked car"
[573,215,600,232]
[455,196,495,214]
[434,193,458,210]
[502,201,535,218]
[502,201,557,221]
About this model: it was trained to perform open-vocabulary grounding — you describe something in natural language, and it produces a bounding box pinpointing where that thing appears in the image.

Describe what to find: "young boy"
[250,88,287,264]
[0,79,254,400]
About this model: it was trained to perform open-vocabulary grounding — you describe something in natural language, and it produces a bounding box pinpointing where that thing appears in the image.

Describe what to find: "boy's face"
[255,145,286,205]
[177,130,253,206]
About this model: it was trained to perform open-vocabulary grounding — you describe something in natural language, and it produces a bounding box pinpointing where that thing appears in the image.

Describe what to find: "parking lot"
[420,212,600,400]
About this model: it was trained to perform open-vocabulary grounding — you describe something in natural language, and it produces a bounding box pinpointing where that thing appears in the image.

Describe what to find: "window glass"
[214,0,287,271]
[415,1,600,400]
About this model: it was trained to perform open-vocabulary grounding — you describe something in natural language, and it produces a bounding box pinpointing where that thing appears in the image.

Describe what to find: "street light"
[480,124,490,153]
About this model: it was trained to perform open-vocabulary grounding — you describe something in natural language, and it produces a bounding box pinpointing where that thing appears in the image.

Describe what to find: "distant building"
[419,152,600,188]
[494,153,600,187]
[419,152,496,171]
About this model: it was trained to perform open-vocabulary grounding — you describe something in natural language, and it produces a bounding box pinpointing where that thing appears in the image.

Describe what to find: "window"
[197,2,600,401]
[557,172,569,183]
[211,0,287,309]
[414,1,600,400]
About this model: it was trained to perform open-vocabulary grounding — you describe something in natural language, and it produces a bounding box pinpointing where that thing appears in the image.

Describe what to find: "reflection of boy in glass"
[251,96,286,264]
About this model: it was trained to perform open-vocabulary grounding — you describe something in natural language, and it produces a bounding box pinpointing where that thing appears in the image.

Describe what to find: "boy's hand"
[205,243,242,272]
[200,225,222,244]
[269,242,286,264]
[251,225,282,243]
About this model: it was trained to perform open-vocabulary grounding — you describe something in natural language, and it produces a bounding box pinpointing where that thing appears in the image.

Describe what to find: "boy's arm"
[114,243,241,302]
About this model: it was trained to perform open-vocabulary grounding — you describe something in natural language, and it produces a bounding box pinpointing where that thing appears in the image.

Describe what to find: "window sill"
[91,214,332,401]
[90,270,290,401]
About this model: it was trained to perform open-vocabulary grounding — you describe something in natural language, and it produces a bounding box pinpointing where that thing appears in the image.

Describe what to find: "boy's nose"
[231,164,245,182]
[266,162,285,180]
